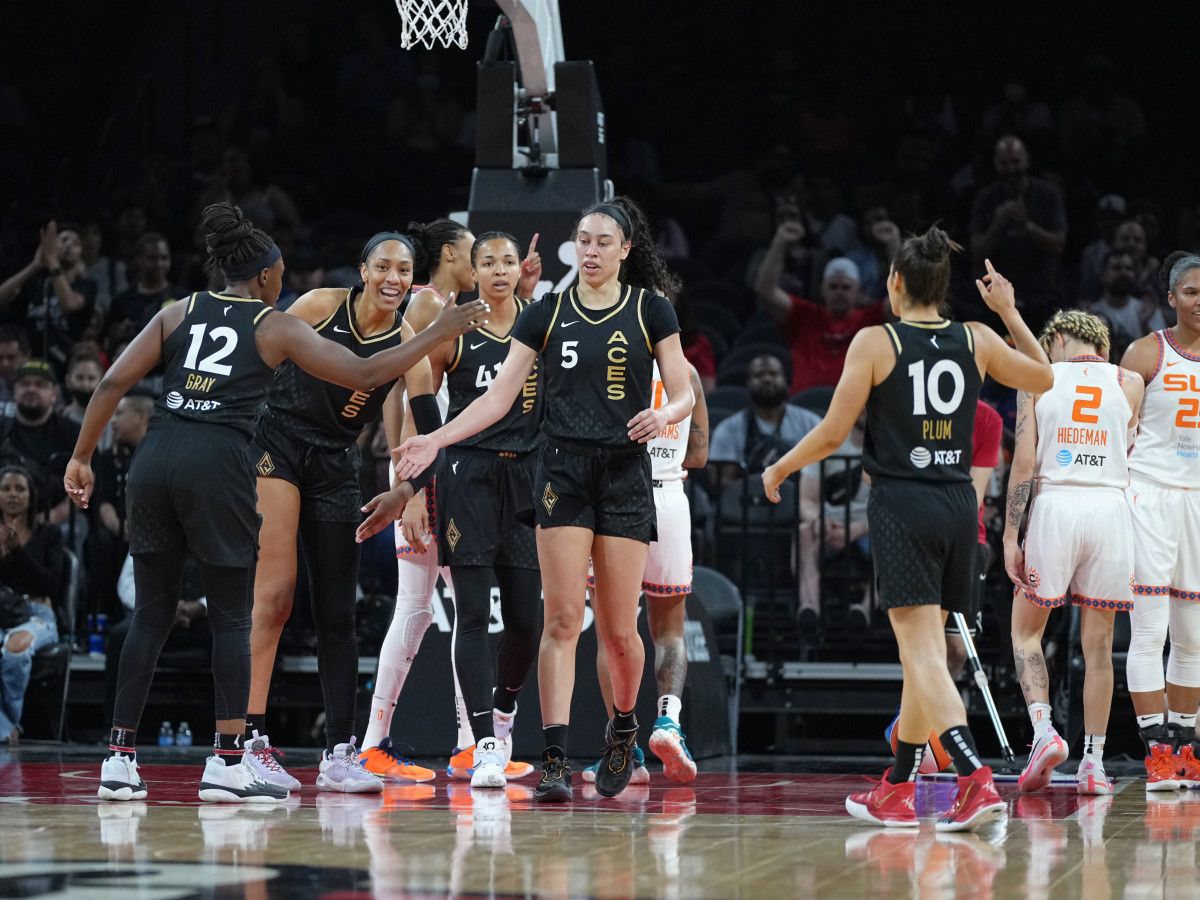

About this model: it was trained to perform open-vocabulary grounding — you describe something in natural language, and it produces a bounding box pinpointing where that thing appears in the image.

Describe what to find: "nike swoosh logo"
[470,341,486,349]
[333,326,350,333]
[561,321,579,327]
[1166,361,1179,366]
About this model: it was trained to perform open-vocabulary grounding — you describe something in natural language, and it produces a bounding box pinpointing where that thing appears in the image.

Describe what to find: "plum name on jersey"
[1057,426,1108,446]
[922,419,951,440]
[184,373,217,393]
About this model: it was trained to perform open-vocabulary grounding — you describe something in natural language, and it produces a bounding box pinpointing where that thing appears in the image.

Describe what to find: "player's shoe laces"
[198,755,290,803]
[582,744,649,784]
[317,738,384,794]
[243,731,301,792]
[845,768,919,827]
[594,718,640,798]
[1174,744,1200,789]
[1074,757,1112,795]
[98,754,148,801]
[360,737,436,782]
[470,737,507,789]
[1018,731,1068,792]
[1145,743,1182,791]
[935,766,1006,832]
[649,716,697,784]
[534,751,573,803]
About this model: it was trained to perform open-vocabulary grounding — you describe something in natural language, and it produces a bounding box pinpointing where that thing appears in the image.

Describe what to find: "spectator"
[1112,218,1162,314]
[755,243,885,394]
[0,326,30,416]
[0,465,65,744]
[1086,249,1165,362]
[674,288,716,394]
[0,360,80,525]
[708,353,822,490]
[79,217,127,315]
[1076,194,1128,306]
[969,135,1067,324]
[845,202,902,302]
[0,221,100,372]
[106,233,183,345]
[61,351,111,450]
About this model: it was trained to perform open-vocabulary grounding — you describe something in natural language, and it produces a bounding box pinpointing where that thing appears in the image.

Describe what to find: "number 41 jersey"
[1035,356,1131,488]
[156,291,275,438]
[864,320,981,483]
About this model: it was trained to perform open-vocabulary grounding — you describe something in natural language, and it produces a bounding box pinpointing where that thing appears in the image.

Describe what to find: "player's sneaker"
[1017,731,1068,792]
[1074,757,1112,795]
[1145,743,1182,791]
[98,754,148,801]
[594,718,640,798]
[935,766,1006,832]
[360,737,436,782]
[1174,745,1200,789]
[243,731,301,792]
[317,738,384,794]
[649,716,698,784]
[198,755,290,803]
[470,737,507,789]
[448,743,534,780]
[534,751,573,804]
[582,744,649,784]
[845,769,919,828]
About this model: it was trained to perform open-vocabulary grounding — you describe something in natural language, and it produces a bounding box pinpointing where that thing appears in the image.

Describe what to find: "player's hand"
[975,259,1017,316]
[431,296,490,340]
[394,434,437,482]
[1003,540,1032,595]
[64,459,93,509]
[357,483,415,543]
[762,463,785,503]
[517,232,542,299]
[627,406,667,443]
[399,491,431,551]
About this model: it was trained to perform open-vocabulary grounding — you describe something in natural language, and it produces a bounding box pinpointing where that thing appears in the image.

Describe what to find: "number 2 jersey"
[1035,356,1131,489]
[156,291,276,438]
[1129,329,1200,489]
[444,297,541,452]
[863,320,981,483]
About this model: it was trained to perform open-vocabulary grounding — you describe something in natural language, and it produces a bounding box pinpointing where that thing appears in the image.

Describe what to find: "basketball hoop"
[395,0,470,49]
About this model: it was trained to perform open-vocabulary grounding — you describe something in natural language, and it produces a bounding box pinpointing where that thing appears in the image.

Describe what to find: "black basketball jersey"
[265,289,404,450]
[445,297,541,452]
[510,285,680,447]
[155,291,275,438]
[863,320,981,483]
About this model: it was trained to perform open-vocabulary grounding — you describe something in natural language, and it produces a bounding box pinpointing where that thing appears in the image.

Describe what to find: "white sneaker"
[1018,730,1068,792]
[98,754,148,801]
[1075,756,1113,795]
[243,730,301,792]
[198,755,290,803]
[471,737,507,789]
[317,738,385,794]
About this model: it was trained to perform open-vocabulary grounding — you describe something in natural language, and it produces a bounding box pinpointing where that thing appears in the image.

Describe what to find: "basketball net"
[395,0,470,49]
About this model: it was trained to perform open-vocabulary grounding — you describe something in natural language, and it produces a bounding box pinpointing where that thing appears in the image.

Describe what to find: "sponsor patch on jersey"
[909,446,931,468]
[1056,449,1073,467]
[165,391,184,409]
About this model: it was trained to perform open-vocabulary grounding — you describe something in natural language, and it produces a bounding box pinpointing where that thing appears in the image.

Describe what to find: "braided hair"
[201,202,274,280]
[1037,308,1111,359]
[577,196,681,298]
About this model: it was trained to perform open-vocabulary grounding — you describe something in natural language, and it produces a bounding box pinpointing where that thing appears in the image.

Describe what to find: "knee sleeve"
[1167,598,1200,689]
[1127,595,1170,693]
[389,594,434,662]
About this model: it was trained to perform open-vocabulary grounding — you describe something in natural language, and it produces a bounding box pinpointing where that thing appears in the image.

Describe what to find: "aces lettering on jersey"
[341,389,372,419]
[475,360,539,414]
[606,330,627,400]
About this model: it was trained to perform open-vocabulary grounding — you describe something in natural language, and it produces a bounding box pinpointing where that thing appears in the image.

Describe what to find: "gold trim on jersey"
[210,291,267,304]
[963,322,975,354]
[883,323,902,355]
[568,284,631,325]
[185,293,197,314]
[311,291,348,333]
[447,334,464,373]
[346,291,404,345]
[634,288,653,351]
[476,297,526,343]
[541,293,567,351]
[901,319,953,329]
[253,307,272,325]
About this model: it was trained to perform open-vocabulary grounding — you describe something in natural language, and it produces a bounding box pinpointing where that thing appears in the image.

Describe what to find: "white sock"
[1137,713,1165,730]
[493,707,516,740]
[658,694,682,724]
[362,696,397,750]
[1168,710,1198,729]
[1028,703,1054,739]
[1082,734,1105,759]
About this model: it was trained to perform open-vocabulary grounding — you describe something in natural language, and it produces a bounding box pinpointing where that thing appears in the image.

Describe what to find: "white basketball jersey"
[1129,330,1200,488]
[410,283,450,418]
[1035,356,1131,489]
[648,360,692,482]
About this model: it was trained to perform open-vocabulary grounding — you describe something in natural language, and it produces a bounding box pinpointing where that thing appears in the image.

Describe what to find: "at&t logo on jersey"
[1061,450,1106,466]
[165,390,222,413]
[165,391,184,409]
[1055,449,1073,467]
[909,446,931,468]
[909,446,961,468]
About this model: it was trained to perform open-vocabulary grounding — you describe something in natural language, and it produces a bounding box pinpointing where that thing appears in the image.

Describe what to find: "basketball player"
[65,202,487,802]
[242,232,446,794]
[583,360,708,785]
[763,233,1053,831]
[1122,251,1200,790]
[396,196,693,803]
[1004,310,1142,796]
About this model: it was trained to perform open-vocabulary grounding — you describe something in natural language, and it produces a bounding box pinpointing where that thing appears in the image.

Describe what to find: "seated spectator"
[106,233,182,346]
[1085,249,1165,360]
[79,217,127,315]
[0,465,65,744]
[1112,218,1163,314]
[1075,194,1128,306]
[754,245,886,394]
[0,326,30,417]
[0,360,80,525]
[61,350,112,451]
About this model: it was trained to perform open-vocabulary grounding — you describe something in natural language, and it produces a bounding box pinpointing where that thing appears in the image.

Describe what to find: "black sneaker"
[535,751,573,803]
[594,718,639,798]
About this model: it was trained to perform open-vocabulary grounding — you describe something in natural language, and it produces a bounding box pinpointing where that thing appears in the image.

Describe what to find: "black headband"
[361,231,416,264]
[582,203,633,240]
[223,243,281,281]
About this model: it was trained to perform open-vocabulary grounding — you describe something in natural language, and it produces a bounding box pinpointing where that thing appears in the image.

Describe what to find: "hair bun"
[918,227,953,262]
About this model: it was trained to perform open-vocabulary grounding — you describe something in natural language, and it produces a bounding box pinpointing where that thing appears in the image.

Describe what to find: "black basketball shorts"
[126,420,261,567]
[435,447,539,570]
[253,413,363,523]
[945,543,990,637]
[868,478,978,614]
[530,439,657,544]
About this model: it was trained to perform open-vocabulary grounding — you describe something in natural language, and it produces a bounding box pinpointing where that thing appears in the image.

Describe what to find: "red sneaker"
[1174,745,1200,789]
[936,766,1006,832]
[1145,744,1181,792]
[845,769,919,828]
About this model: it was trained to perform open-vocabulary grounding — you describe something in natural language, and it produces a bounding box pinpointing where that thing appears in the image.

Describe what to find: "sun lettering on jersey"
[606,330,627,400]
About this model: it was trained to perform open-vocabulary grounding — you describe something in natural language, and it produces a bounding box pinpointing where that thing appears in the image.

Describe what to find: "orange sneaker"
[1174,745,1200,789]
[358,738,436,783]
[447,745,535,780]
[1145,744,1181,792]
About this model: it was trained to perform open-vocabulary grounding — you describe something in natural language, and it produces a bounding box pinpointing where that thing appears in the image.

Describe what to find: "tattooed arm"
[1004,388,1039,592]
[683,365,709,469]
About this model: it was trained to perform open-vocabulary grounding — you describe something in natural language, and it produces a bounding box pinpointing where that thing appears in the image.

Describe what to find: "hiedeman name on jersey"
[1057,427,1108,446]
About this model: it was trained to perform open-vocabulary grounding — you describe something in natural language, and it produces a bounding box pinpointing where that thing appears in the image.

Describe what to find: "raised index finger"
[526,233,539,257]
[984,258,997,276]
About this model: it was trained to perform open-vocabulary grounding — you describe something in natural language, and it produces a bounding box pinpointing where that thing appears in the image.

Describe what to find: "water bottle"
[158,721,175,746]
[176,722,193,747]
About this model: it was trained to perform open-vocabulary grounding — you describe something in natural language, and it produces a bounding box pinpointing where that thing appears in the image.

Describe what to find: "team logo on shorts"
[909,447,931,468]
[256,452,275,477]
[445,518,461,551]
[542,482,558,515]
